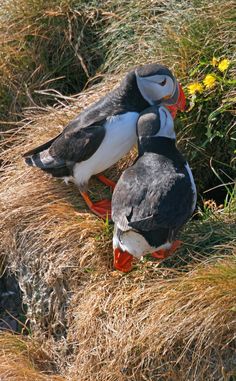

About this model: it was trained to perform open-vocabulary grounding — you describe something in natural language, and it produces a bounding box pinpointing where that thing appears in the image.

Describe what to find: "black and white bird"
[112,105,196,272]
[23,63,186,219]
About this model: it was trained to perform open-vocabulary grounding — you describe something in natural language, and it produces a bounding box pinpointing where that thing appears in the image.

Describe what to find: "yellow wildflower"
[187,82,203,95]
[218,58,230,72]
[211,57,219,67]
[203,74,216,89]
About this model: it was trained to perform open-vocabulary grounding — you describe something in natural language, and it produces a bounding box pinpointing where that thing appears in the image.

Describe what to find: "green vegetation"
[0,0,235,380]
[0,0,106,121]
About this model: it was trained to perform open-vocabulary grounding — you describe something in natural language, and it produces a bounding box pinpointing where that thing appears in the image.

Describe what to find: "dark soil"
[0,270,26,332]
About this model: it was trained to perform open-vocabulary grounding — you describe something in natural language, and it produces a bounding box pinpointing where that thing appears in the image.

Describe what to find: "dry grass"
[0,332,64,380]
[0,78,124,336]
[97,0,235,78]
[0,0,106,122]
[67,256,236,381]
[1,0,234,116]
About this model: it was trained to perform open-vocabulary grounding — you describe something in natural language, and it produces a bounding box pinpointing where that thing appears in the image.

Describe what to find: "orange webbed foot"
[114,248,133,273]
[151,240,183,260]
[169,240,182,254]
[151,249,168,259]
[80,192,111,220]
[90,199,112,220]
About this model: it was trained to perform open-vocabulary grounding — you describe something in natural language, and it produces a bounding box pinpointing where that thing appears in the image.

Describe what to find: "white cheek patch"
[120,231,153,258]
[136,74,175,105]
[155,106,176,139]
[136,77,159,105]
[165,77,175,97]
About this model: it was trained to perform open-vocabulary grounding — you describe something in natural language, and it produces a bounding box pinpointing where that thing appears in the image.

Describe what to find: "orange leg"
[96,174,116,190]
[80,191,111,220]
[152,240,183,260]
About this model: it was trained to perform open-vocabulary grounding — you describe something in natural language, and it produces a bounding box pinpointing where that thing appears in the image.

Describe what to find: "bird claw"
[91,199,112,220]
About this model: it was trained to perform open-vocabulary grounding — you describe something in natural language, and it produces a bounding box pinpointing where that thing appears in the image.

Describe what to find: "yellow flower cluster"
[212,57,230,72]
[187,57,231,96]
[203,74,216,89]
[218,58,230,72]
[187,82,203,95]
[187,74,216,95]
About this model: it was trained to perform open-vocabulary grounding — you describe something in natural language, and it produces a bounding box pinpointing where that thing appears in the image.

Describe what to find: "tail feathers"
[24,149,59,169]
[23,133,61,158]
[23,133,72,177]
[24,155,36,167]
[24,146,72,178]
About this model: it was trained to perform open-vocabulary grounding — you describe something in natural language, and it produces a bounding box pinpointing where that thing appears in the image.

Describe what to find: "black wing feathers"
[112,152,193,233]
[128,171,193,231]
[23,122,106,176]
[49,124,106,163]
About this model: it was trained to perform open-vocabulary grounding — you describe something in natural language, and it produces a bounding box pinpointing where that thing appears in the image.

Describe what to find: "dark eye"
[160,78,167,86]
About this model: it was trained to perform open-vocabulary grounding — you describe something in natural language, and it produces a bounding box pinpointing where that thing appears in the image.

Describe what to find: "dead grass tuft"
[0,79,123,337]
[0,332,64,380]
[67,256,236,381]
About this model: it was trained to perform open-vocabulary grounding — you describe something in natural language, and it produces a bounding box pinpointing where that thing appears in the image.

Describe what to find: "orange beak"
[114,248,134,273]
[166,83,186,119]
[177,83,186,112]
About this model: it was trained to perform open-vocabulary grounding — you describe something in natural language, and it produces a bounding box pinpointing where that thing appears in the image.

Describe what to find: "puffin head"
[137,105,175,140]
[135,63,186,117]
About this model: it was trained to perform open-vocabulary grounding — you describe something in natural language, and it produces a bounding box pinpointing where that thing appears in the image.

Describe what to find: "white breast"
[73,112,139,187]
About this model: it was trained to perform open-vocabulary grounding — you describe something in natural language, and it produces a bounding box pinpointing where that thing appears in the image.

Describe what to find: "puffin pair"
[23,63,185,219]
[112,105,197,272]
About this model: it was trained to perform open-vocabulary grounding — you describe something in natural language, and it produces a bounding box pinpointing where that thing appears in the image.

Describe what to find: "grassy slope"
[0,78,235,380]
[68,255,236,381]
[0,0,235,380]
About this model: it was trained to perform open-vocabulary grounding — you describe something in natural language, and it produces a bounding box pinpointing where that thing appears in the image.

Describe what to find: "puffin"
[112,105,197,272]
[23,63,186,219]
